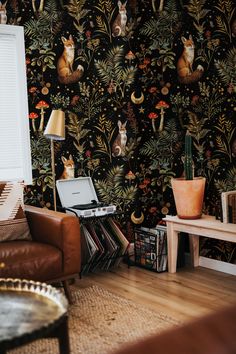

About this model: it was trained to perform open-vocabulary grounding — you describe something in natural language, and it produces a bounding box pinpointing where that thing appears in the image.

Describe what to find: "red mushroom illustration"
[35,100,49,132]
[148,112,158,132]
[125,170,136,180]
[29,112,39,132]
[155,100,169,132]
[125,50,135,62]
[28,86,38,103]
[125,170,136,185]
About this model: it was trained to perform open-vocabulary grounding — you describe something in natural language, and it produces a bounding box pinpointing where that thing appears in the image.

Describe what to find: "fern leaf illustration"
[215,0,233,14]
[65,0,86,15]
[96,135,108,152]
[216,16,228,34]
[104,0,113,13]
[96,15,108,33]
[106,166,124,186]
[215,135,228,153]
[107,46,124,64]
[122,185,137,201]
[95,46,127,86]
[185,0,209,20]
[104,120,113,134]
[227,167,236,188]
[95,60,112,85]
[94,166,124,203]
[140,18,160,38]
[121,67,136,85]
[65,0,89,33]
[217,48,236,83]
[225,0,233,13]
[98,114,106,127]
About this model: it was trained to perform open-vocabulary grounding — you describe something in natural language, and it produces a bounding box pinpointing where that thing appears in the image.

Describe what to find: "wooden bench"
[164,215,236,273]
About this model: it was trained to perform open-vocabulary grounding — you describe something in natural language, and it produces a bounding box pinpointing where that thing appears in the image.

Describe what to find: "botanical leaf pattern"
[8,0,235,262]
[215,47,236,85]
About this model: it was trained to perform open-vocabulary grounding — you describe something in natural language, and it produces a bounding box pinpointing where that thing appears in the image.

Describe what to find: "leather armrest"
[25,205,81,275]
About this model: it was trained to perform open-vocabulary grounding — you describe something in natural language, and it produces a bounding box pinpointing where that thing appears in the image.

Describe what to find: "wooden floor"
[74,263,236,323]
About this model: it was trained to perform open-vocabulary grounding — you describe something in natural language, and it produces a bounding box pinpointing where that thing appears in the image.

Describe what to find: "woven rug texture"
[11,285,178,354]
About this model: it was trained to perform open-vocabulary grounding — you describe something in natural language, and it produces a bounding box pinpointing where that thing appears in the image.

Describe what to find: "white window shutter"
[0,25,32,185]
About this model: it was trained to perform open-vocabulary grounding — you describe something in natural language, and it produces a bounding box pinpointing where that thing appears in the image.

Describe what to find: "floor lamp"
[44,109,65,211]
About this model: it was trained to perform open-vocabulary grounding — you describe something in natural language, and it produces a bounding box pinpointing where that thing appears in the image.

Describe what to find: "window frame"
[0,24,32,185]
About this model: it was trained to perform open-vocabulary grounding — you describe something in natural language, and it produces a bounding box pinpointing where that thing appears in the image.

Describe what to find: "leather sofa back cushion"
[0,181,32,242]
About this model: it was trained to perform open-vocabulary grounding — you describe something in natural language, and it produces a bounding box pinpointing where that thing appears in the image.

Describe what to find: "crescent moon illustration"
[131,211,144,224]
[131,91,144,104]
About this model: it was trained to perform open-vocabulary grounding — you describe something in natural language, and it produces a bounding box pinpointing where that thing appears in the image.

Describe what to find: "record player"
[56,177,116,218]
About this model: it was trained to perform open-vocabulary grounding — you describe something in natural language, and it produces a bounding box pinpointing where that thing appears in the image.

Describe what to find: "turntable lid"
[56,177,98,208]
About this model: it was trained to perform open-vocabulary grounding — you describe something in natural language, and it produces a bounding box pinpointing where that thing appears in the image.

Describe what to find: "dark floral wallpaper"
[3,0,236,262]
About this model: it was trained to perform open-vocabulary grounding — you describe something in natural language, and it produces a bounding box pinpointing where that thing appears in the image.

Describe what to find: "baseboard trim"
[199,256,236,275]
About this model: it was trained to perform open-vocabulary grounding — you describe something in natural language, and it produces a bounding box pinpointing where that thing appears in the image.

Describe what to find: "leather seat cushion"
[0,241,62,281]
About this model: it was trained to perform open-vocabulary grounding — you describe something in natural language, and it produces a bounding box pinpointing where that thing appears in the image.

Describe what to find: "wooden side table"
[0,278,70,354]
[164,215,236,273]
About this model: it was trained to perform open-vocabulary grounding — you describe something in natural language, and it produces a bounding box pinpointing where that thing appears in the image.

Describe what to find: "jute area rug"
[11,285,178,354]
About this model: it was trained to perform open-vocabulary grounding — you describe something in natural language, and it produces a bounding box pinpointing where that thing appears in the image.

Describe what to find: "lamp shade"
[44,109,65,140]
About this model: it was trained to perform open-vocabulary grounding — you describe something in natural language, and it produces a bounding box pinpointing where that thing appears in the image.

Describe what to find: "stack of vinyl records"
[221,190,236,223]
[80,218,129,275]
[134,225,167,272]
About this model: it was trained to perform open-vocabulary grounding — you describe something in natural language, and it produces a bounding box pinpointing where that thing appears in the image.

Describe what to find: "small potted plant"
[171,131,206,219]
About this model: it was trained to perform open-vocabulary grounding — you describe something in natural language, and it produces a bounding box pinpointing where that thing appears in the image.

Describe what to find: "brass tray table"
[0,278,69,354]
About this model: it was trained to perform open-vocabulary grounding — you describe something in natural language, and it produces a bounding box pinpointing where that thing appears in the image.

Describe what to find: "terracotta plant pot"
[171,177,206,219]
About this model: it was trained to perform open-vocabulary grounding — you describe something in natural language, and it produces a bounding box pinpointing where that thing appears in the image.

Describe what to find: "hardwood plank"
[74,263,236,323]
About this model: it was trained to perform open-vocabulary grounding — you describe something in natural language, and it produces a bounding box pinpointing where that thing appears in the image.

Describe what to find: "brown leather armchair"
[0,205,81,302]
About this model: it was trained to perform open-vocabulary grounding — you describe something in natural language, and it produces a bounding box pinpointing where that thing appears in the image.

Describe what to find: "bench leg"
[189,234,199,267]
[167,222,178,273]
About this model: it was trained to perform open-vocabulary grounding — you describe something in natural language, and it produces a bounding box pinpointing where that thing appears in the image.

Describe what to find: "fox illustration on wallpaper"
[60,155,75,180]
[57,35,84,85]
[177,35,204,84]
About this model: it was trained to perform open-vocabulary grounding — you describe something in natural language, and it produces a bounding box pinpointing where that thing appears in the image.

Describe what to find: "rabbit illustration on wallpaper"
[177,35,204,84]
[57,35,84,85]
[60,155,75,179]
[112,1,127,37]
[0,1,7,24]
[112,120,127,157]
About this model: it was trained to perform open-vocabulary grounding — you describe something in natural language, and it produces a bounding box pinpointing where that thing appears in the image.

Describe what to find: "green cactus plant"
[184,130,194,180]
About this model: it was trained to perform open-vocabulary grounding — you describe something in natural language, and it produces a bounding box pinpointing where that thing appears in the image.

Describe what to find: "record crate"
[134,225,167,272]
